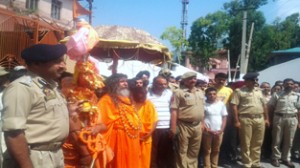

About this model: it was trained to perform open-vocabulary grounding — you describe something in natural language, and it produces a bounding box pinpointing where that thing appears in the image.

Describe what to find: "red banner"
[73,0,91,19]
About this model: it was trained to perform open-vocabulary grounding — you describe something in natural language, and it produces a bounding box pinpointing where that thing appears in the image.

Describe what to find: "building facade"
[0,0,73,68]
[1,0,73,27]
[268,47,300,67]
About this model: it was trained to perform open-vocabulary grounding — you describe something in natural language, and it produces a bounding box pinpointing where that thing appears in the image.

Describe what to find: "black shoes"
[271,159,280,167]
[282,160,295,168]
[271,159,295,168]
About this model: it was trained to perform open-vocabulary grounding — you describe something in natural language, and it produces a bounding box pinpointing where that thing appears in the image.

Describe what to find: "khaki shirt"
[268,91,300,114]
[168,83,179,92]
[2,73,69,144]
[170,86,205,122]
[231,87,266,114]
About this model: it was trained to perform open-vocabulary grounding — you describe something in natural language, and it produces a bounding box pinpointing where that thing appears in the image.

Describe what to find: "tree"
[160,26,186,64]
[225,9,267,71]
[249,13,300,71]
[188,0,300,72]
[188,11,230,69]
[221,0,268,71]
[166,0,300,72]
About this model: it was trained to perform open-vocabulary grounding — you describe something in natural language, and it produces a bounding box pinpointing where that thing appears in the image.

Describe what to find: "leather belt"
[30,142,63,151]
[178,120,200,126]
[239,113,263,119]
[275,113,297,118]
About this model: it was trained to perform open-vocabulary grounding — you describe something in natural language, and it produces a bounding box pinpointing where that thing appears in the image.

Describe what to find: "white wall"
[60,0,73,24]
[10,0,73,27]
[259,58,300,85]
[38,0,73,25]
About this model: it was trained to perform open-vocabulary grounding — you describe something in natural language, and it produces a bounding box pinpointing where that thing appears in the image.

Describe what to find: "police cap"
[243,72,259,80]
[159,68,172,78]
[21,44,67,62]
[181,72,197,80]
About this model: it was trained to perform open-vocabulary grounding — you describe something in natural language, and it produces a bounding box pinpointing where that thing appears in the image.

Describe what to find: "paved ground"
[217,158,300,168]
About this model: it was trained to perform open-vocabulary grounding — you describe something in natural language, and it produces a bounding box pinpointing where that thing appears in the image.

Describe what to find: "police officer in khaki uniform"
[170,72,205,168]
[0,66,9,168]
[2,44,77,168]
[231,72,269,168]
[269,78,300,168]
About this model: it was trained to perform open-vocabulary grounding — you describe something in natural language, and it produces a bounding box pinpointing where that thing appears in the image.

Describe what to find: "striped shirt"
[147,89,172,129]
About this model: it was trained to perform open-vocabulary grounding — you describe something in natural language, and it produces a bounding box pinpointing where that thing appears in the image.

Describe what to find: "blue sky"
[80,0,300,50]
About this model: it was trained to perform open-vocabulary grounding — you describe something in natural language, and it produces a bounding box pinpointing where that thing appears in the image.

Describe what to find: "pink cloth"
[66,22,99,61]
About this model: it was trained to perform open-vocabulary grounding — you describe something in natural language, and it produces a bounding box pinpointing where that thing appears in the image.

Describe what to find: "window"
[51,0,62,20]
[26,0,39,10]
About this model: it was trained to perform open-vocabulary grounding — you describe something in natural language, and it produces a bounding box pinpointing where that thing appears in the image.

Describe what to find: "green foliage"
[188,11,230,68]
[160,26,185,51]
[160,26,187,63]
[186,0,300,72]
[249,13,300,71]
[225,10,267,71]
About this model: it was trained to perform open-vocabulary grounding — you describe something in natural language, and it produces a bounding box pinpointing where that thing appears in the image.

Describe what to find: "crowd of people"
[0,43,300,168]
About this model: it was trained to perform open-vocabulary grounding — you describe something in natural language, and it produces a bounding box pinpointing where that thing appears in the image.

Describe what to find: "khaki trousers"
[272,116,298,161]
[202,131,223,168]
[239,117,265,168]
[3,149,64,168]
[174,122,202,168]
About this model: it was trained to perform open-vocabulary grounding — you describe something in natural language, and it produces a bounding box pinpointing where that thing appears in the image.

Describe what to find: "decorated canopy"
[90,25,172,64]
[62,24,172,74]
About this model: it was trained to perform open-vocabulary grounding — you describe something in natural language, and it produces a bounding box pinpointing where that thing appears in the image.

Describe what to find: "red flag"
[73,0,91,19]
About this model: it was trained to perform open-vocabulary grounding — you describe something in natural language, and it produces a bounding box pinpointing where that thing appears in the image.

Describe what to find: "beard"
[285,86,293,92]
[117,88,130,97]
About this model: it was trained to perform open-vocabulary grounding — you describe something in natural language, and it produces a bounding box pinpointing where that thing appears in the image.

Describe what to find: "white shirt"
[147,89,172,129]
[204,100,228,131]
[0,91,6,154]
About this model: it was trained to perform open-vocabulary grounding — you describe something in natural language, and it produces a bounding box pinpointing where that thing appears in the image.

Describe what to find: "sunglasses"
[250,78,259,82]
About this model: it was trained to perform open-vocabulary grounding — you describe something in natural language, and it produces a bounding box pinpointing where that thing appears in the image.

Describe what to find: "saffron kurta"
[97,94,142,168]
[137,100,158,168]
[62,87,112,168]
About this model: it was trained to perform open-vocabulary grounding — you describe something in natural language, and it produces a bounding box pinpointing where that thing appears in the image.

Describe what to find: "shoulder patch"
[18,76,33,86]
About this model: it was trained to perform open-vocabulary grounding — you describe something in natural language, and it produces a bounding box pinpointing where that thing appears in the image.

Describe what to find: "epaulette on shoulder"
[173,88,182,94]
[235,88,241,92]
[196,88,203,92]
[18,76,33,87]
[291,91,300,96]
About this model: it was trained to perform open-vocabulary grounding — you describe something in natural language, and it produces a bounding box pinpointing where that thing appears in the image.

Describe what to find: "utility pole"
[227,50,231,82]
[88,0,93,24]
[233,54,241,81]
[77,0,93,24]
[240,10,247,76]
[181,0,189,67]
[244,22,254,73]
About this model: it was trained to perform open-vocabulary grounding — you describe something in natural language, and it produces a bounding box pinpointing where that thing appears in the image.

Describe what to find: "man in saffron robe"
[129,84,158,168]
[97,73,142,168]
